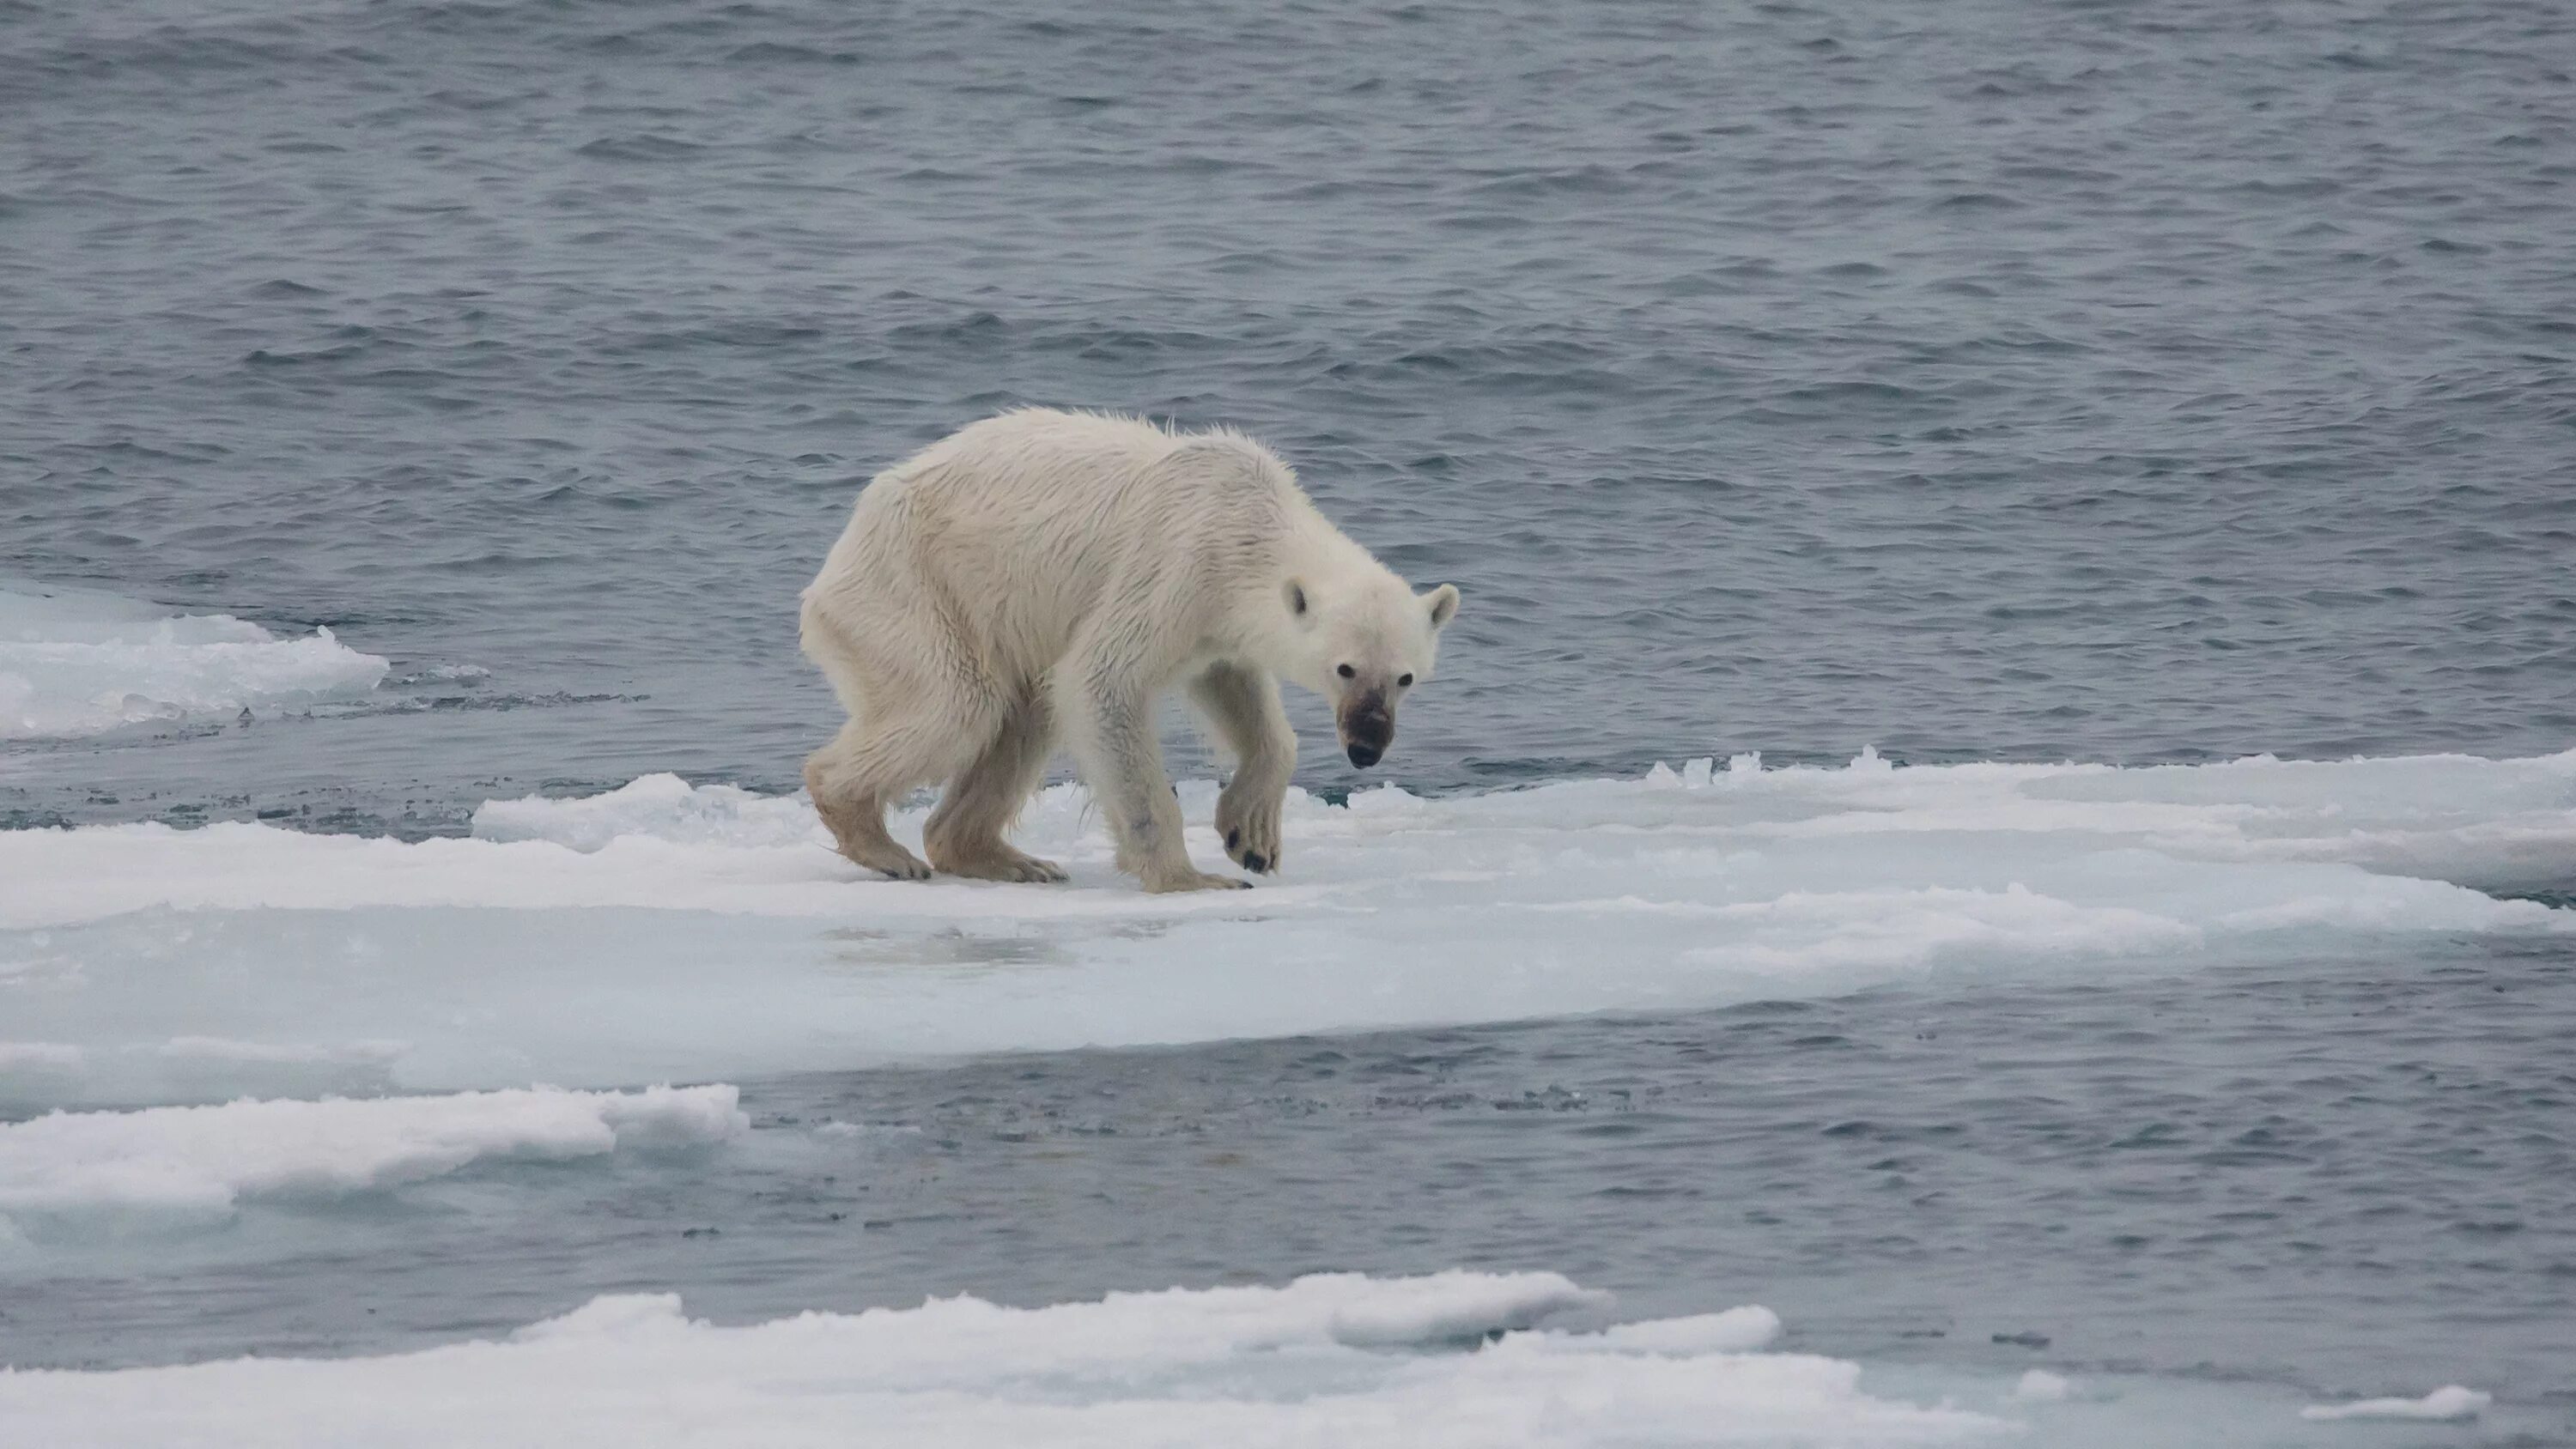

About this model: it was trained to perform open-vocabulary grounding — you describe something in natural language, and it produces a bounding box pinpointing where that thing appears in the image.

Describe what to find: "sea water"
[4,0,2573,1443]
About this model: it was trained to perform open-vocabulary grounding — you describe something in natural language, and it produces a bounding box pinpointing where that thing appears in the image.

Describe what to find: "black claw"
[1226,828,1241,851]
[1242,852,1268,873]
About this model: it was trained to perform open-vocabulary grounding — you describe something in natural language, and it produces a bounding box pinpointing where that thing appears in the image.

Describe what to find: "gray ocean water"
[9,0,2576,828]
[5,0,2574,1438]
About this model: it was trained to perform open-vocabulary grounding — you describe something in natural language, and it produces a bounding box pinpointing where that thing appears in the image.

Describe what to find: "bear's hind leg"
[804,722,929,881]
[924,691,1066,882]
[805,708,980,882]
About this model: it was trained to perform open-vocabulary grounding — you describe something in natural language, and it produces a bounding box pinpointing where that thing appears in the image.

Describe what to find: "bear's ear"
[1285,579,1311,621]
[1422,583,1460,631]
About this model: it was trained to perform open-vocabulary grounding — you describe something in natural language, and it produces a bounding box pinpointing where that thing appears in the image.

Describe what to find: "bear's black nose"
[1346,742,1382,768]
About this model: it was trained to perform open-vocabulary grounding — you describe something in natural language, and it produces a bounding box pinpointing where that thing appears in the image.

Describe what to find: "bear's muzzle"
[1340,694,1393,769]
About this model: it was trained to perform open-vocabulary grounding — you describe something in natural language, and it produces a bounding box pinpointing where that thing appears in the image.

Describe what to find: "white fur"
[799,409,1460,892]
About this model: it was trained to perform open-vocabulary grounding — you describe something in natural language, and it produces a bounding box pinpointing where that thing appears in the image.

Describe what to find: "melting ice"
[2,746,2559,1445]
[0,1268,2472,1448]
[0,1085,743,1232]
[3,748,2567,1103]
[0,1270,2088,1448]
[0,583,387,740]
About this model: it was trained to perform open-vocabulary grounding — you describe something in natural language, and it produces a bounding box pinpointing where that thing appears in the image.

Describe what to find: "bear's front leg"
[1059,658,1251,893]
[1191,661,1292,874]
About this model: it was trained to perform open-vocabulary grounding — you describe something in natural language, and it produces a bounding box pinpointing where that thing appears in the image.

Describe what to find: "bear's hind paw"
[1142,867,1255,894]
[843,846,933,882]
[933,848,1069,884]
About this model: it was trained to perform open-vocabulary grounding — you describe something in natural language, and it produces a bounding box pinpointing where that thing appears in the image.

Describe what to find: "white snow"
[2013,1369,2074,1403]
[2300,1385,2491,1422]
[471,772,801,853]
[0,749,2567,1098]
[1590,1306,1783,1355]
[0,1084,744,1231]
[0,1273,2021,1448]
[0,581,387,739]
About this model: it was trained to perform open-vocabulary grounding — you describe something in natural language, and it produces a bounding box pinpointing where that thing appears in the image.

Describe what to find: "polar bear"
[799,409,1460,893]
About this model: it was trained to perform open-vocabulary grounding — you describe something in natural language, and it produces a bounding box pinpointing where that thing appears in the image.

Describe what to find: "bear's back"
[836,409,1301,646]
[878,409,1293,544]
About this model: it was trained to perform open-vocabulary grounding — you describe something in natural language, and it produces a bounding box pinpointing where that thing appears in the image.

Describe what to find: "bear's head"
[1281,575,1461,769]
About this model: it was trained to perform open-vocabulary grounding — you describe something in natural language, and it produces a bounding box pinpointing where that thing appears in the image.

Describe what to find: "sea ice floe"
[0,1271,2022,1448]
[0,582,387,740]
[2013,1369,2075,1403]
[2299,1385,2491,1421]
[0,1084,743,1234]
[0,750,2567,1100]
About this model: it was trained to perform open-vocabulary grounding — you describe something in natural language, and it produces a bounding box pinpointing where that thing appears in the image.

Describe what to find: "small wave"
[724,42,860,65]
[1771,379,1928,409]
[574,135,710,161]
[1462,165,1634,199]
[607,323,824,354]
[243,344,365,367]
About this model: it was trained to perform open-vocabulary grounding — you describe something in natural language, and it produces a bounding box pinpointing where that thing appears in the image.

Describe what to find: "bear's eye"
[1397,673,1413,688]
[1336,664,1356,679]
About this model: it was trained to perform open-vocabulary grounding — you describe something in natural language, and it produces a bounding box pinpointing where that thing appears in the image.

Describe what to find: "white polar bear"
[799,409,1461,893]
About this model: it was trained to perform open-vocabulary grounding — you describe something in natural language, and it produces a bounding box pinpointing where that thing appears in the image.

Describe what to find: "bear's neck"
[1278,499,1389,587]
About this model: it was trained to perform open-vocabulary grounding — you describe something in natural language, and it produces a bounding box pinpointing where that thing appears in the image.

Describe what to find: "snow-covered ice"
[1,750,2555,1442]
[0,1271,2024,1448]
[0,1084,743,1233]
[2014,1369,2075,1403]
[0,1266,2433,1447]
[0,582,387,739]
[2300,1385,2492,1422]
[2,749,2569,1101]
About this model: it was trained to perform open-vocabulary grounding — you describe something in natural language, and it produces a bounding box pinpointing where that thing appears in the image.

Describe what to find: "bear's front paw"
[1214,790,1283,876]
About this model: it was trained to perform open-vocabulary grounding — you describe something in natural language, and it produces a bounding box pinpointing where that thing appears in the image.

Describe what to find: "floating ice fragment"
[0,1084,744,1232]
[0,584,387,740]
[0,1274,2018,1447]
[2013,1369,2073,1403]
[2300,1385,2490,1421]
[1316,1268,1608,1345]
[512,1292,695,1343]
[1593,1306,1782,1355]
